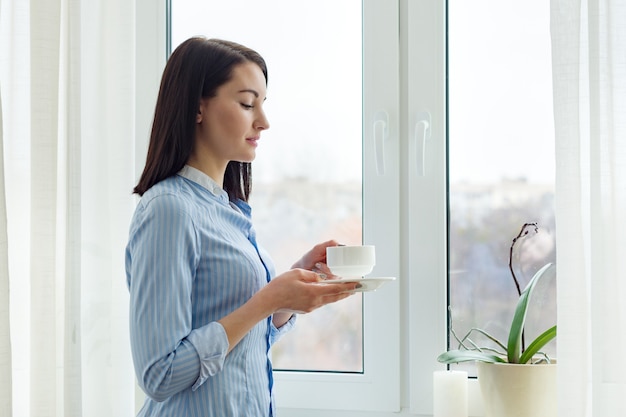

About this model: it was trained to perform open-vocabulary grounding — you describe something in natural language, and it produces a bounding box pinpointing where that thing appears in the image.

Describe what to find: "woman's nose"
[254,109,270,131]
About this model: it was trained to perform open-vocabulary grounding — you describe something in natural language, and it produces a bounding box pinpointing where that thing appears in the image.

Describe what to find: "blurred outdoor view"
[448,0,557,373]
[172,0,557,374]
[172,0,365,372]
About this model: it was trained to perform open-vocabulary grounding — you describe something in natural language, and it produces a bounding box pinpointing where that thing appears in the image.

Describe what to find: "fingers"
[298,284,357,313]
[318,283,358,305]
[312,262,334,280]
[317,280,358,292]
[292,268,357,293]
[266,268,357,314]
[314,281,359,299]
[294,239,341,270]
[294,268,325,283]
[316,239,340,251]
[273,285,355,315]
[323,290,356,303]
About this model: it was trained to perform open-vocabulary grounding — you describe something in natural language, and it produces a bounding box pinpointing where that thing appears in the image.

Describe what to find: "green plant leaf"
[456,328,508,352]
[507,262,555,363]
[518,325,557,364]
[437,350,506,364]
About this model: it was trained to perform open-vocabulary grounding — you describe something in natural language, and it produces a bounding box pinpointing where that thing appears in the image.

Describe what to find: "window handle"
[373,110,389,175]
[413,111,431,177]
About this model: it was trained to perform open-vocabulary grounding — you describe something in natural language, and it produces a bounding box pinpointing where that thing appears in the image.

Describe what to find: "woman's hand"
[291,239,340,276]
[219,267,356,352]
[264,268,356,315]
[219,240,353,351]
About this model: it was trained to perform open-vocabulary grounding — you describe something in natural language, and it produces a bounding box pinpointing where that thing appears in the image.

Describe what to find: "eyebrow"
[238,89,259,98]
[238,88,267,102]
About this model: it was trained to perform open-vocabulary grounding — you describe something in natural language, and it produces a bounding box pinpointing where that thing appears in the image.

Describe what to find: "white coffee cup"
[326,245,376,277]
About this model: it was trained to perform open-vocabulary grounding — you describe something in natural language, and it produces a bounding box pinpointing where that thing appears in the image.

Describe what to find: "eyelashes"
[240,103,254,110]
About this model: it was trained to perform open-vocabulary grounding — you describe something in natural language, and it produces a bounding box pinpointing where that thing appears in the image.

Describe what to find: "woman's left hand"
[291,239,339,277]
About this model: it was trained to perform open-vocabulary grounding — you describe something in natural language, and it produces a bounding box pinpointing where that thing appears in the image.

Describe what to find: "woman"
[125,37,356,416]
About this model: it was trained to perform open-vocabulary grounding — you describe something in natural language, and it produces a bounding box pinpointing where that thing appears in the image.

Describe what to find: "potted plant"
[437,222,557,417]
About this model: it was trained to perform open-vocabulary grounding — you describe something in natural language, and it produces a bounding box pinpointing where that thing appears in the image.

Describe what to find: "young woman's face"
[194,61,270,172]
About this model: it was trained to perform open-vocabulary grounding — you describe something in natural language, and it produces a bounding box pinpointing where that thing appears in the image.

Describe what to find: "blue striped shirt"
[125,165,295,417]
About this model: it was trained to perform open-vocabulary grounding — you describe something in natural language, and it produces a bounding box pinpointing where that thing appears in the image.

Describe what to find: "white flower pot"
[477,361,557,417]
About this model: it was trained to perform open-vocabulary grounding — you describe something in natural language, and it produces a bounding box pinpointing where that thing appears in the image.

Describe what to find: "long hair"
[133,37,268,201]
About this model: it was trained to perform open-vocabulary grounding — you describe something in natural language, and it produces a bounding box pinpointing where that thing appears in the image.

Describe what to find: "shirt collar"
[177,165,225,198]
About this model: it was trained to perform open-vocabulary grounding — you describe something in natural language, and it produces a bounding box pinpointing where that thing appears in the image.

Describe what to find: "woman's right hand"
[262,268,357,315]
[218,268,357,353]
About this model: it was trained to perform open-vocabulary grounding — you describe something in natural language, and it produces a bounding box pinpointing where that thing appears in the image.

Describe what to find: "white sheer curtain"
[551,1,626,416]
[0,0,137,416]
[0,43,12,417]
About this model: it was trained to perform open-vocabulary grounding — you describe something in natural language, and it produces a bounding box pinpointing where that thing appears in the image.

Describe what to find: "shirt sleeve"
[126,193,228,401]
[269,314,297,346]
[187,322,229,390]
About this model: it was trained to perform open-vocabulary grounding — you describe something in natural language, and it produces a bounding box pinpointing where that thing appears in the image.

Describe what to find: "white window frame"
[403,1,485,415]
[272,0,401,412]
[134,0,489,415]
[404,0,450,414]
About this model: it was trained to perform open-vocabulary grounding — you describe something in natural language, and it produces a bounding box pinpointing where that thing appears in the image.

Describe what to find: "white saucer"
[320,277,396,292]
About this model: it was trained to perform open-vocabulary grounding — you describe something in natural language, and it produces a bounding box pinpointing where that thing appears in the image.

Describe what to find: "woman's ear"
[196,99,207,123]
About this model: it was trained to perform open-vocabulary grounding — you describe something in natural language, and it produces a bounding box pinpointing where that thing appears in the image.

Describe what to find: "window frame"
[402,1,484,414]
[403,0,450,414]
[272,0,401,411]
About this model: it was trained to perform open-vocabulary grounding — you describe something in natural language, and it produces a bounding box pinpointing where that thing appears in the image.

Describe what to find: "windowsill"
[278,409,431,417]
[278,376,484,417]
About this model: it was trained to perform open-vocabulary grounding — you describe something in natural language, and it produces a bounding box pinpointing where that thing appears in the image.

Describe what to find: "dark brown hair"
[133,37,268,201]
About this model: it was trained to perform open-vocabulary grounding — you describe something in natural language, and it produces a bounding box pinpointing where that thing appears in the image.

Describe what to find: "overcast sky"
[172,0,555,185]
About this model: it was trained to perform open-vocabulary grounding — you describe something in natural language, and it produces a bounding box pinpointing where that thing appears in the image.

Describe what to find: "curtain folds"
[0,0,137,415]
[30,1,63,414]
[1,68,14,417]
[0,6,11,413]
[551,1,626,416]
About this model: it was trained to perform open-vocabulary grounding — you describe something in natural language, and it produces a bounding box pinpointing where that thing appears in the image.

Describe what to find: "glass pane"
[171,0,364,372]
[448,0,557,374]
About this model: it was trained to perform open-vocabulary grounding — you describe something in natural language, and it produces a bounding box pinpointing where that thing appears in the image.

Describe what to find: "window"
[137,0,555,415]
[171,0,365,374]
[447,0,557,376]
[166,0,401,413]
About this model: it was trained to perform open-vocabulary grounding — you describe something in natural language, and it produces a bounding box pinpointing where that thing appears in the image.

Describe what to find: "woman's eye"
[240,103,254,110]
